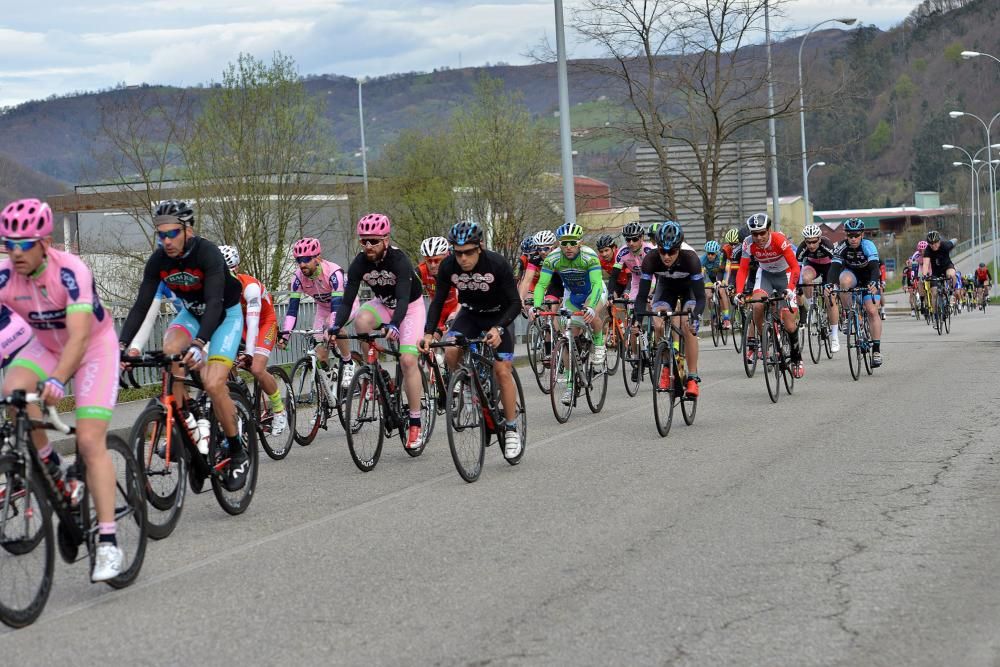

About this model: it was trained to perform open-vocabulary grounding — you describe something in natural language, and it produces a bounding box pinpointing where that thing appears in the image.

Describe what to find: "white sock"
[831,324,839,337]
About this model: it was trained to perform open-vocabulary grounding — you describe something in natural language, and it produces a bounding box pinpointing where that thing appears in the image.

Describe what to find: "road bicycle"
[802,283,833,364]
[640,310,698,437]
[548,308,608,423]
[287,329,352,445]
[602,298,629,376]
[745,291,796,403]
[338,329,435,472]
[524,299,559,395]
[229,354,296,460]
[125,352,259,540]
[833,287,875,381]
[0,391,147,628]
[430,335,526,483]
[621,304,653,397]
[706,284,729,348]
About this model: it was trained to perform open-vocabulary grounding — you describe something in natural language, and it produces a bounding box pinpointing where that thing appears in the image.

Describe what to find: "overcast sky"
[0,0,919,108]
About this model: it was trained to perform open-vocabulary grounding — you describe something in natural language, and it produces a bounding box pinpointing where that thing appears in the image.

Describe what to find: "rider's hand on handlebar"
[418,333,433,354]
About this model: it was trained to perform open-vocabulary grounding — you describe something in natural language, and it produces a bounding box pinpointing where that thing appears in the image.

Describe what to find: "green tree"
[183,52,336,289]
[943,41,965,64]
[814,165,876,210]
[911,115,953,191]
[868,120,892,156]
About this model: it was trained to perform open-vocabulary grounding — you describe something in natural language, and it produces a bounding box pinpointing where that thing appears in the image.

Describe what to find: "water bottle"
[195,418,212,456]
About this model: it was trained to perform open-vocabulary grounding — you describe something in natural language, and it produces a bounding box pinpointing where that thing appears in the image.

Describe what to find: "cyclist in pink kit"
[280,237,356,386]
[0,198,124,582]
[609,221,654,300]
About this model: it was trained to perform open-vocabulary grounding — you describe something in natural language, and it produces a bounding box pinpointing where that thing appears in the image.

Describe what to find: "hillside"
[0,152,69,203]
[0,0,995,210]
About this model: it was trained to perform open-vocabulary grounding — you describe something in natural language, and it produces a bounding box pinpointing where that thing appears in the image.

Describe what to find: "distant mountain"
[0,0,994,210]
[0,152,68,203]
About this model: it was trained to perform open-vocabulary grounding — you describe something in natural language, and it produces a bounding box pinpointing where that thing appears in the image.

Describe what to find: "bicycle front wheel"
[345,366,385,472]
[742,321,758,379]
[622,330,642,397]
[585,353,608,414]
[732,306,744,353]
[290,357,321,446]
[0,457,53,628]
[762,321,781,403]
[549,339,574,423]
[129,403,185,540]
[709,302,720,347]
[445,368,485,482]
[502,368,527,466]
[527,322,550,394]
[604,320,622,376]
[209,388,260,515]
[846,314,861,381]
[807,304,821,365]
[651,343,675,437]
[258,366,296,461]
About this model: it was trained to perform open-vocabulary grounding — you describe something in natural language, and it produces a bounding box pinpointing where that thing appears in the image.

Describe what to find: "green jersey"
[533,245,604,308]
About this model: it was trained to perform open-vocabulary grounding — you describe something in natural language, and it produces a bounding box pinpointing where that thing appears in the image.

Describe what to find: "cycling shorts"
[359,297,427,356]
[652,282,696,314]
[751,268,790,296]
[10,328,119,421]
[251,314,279,358]
[446,310,515,361]
[838,268,882,303]
[169,304,244,367]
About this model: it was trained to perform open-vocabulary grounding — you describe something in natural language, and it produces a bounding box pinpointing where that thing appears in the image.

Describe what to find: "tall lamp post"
[764,0,780,231]
[943,143,983,257]
[961,50,1000,66]
[949,111,1000,284]
[357,78,370,209]
[554,0,577,228]
[798,18,856,228]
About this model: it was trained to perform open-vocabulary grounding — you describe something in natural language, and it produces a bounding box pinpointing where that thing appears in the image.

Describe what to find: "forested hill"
[0,0,995,209]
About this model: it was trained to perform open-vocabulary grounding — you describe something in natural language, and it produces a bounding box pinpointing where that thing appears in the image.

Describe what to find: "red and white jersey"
[736,231,800,292]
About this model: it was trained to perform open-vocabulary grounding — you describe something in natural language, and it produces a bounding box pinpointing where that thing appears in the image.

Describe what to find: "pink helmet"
[356,213,391,237]
[1,199,53,239]
[292,237,321,258]
[916,241,928,251]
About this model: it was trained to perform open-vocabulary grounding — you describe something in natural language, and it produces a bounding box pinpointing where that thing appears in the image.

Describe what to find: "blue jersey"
[700,253,725,280]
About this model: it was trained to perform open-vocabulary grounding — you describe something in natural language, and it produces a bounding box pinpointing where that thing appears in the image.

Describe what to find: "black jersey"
[634,244,706,319]
[425,249,520,334]
[795,237,835,269]
[119,236,242,344]
[922,240,955,274]
[334,246,422,329]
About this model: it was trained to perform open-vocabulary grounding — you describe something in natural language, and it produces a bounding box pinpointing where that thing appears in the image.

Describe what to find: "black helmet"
[154,200,195,226]
[980,262,987,268]
[595,234,616,250]
[447,221,483,246]
[926,230,941,243]
[622,222,644,239]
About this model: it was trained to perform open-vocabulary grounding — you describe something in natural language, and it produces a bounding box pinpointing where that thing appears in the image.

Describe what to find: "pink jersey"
[289,259,345,306]
[613,243,653,299]
[0,248,114,351]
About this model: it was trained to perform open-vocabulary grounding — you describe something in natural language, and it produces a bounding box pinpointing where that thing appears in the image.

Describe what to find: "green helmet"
[724,228,740,245]
[556,222,583,240]
[647,222,661,240]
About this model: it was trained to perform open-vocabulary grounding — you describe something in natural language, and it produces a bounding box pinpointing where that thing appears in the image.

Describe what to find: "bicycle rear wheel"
[210,388,260,515]
[345,366,385,472]
[403,362,433,455]
[526,321,549,394]
[549,339,574,424]
[780,331,795,395]
[943,299,952,334]
[762,320,781,403]
[651,343,675,437]
[0,457,53,628]
[257,366,296,461]
[709,302,720,347]
[861,318,873,376]
[129,403,185,540]
[85,436,147,589]
[731,306,744,353]
[290,357,321,446]
[445,368,485,482]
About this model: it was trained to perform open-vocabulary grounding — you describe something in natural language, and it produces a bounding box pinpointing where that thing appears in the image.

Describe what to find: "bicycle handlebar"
[119,350,186,367]
[0,391,74,435]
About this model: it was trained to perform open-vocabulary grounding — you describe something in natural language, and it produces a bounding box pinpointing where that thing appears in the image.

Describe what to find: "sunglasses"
[659,246,680,256]
[560,240,579,247]
[804,239,820,244]
[425,257,444,266]
[3,238,40,252]
[453,247,480,258]
[156,228,184,240]
[846,233,862,239]
[625,236,642,243]
[359,237,384,247]
[295,255,317,264]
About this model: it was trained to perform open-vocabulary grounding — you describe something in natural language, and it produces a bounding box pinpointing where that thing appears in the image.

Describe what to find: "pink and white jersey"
[289,259,345,306]
[614,243,653,298]
[0,248,114,352]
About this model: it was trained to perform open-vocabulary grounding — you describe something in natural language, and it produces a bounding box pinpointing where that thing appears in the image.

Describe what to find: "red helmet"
[356,213,391,237]
[1,199,53,238]
[293,237,321,257]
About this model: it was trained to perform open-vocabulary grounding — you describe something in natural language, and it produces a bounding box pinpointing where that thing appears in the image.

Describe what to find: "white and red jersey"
[736,231,800,293]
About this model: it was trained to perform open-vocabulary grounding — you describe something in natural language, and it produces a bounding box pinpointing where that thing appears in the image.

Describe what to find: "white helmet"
[420,236,451,257]
[532,230,557,247]
[746,213,770,232]
[801,224,822,239]
[219,244,240,269]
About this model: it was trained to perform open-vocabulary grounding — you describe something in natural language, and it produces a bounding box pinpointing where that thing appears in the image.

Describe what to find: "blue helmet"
[704,240,721,254]
[448,221,483,246]
[520,234,535,255]
[656,220,684,251]
[844,218,865,233]
[555,222,584,240]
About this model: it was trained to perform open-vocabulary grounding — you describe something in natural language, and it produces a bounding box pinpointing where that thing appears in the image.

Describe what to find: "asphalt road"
[2,307,1000,666]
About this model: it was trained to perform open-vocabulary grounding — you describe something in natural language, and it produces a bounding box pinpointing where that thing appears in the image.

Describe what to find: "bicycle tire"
[345,366,385,472]
[846,313,861,381]
[445,368,485,482]
[256,366,296,461]
[129,403,186,540]
[861,317,873,376]
[742,321,758,379]
[821,307,833,359]
[549,338,574,424]
[604,319,622,377]
[209,388,259,515]
[780,330,795,395]
[85,436,147,589]
[679,339,697,425]
[622,329,642,397]
[502,368,527,466]
[651,343,675,437]
[0,457,53,629]
[807,304,821,365]
[290,357,321,446]
[761,320,780,403]
[584,350,608,414]
[527,321,550,394]
[710,301,720,347]
[943,300,952,334]
[402,361,433,456]
[732,306,744,353]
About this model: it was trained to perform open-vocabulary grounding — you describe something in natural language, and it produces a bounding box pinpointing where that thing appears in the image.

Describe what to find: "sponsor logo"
[161,268,205,291]
[59,268,80,299]
[0,269,9,290]
[451,272,496,292]
[362,269,397,288]
[29,309,66,322]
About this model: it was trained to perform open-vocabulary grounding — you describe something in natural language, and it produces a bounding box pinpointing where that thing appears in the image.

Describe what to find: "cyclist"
[518,229,563,361]
[596,234,630,297]
[609,221,653,301]
[826,218,883,368]
[0,199,124,581]
[419,222,523,458]
[516,234,535,280]
[119,200,250,492]
[953,268,966,311]
[418,236,459,338]
[700,240,731,329]
[734,213,805,378]
[532,222,607,406]
[632,221,704,396]
[973,262,991,305]
[921,230,957,314]
[329,213,427,450]
[796,224,840,352]
[909,241,928,316]
[219,245,288,436]
[280,238,354,388]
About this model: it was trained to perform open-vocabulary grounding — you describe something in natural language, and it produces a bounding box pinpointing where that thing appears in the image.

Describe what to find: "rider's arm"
[783,241,800,290]
[585,260,603,309]
[243,281,262,355]
[331,261,362,331]
[52,265,97,384]
[118,255,162,345]
[517,265,537,302]
[497,261,522,329]
[424,261,452,335]
[921,256,931,277]
[735,254,751,294]
[282,276,302,334]
[690,274,707,318]
[191,246,228,344]
[330,267,346,311]
[532,264,554,308]
[633,276,652,323]
[128,293,162,352]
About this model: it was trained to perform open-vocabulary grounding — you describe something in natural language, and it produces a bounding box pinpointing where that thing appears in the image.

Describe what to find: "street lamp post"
[804,161,826,223]
[949,111,1000,283]
[764,0,780,231]
[961,50,1000,66]
[798,18,856,228]
[943,144,981,254]
[357,78,370,209]
[554,0,577,228]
